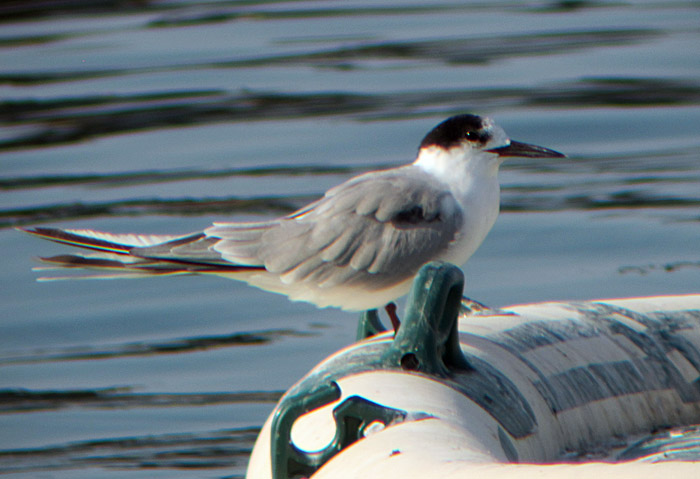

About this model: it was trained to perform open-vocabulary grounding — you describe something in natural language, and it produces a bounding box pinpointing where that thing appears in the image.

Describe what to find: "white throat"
[413,145,503,267]
[413,145,501,193]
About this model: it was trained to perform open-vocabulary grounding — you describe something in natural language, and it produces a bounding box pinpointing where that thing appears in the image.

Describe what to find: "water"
[1,1,699,477]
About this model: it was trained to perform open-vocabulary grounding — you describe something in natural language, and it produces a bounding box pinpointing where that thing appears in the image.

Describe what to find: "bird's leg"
[384,302,401,331]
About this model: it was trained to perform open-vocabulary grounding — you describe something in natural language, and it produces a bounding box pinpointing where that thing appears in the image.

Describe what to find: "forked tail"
[18,227,263,280]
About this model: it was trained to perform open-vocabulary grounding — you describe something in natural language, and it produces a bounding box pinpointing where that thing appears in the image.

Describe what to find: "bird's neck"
[413,146,501,199]
[413,146,503,267]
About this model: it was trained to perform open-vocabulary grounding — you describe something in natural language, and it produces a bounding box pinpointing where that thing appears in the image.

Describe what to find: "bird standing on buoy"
[19,114,564,328]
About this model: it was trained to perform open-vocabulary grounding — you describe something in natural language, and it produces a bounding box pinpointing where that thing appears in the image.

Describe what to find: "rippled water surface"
[1,1,699,477]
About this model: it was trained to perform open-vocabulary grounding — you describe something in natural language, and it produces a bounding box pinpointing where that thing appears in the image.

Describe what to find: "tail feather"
[40,254,140,269]
[18,227,180,254]
[19,226,266,281]
[33,253,192,280]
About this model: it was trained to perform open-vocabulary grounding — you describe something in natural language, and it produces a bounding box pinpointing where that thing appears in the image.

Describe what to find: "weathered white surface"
[247,295,700,478]
[293,371,506,459]
[314,455,700,479]
[455,294,700,462]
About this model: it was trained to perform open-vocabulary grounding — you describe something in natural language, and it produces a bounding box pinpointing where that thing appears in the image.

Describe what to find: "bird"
[19,114,564,329]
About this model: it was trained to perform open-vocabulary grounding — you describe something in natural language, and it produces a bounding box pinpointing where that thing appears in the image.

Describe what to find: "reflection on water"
[2,193,309,228]
[1,0,699,477]
[3,78,699,150]
[1,328,312,365]
[1,388,281,414]
[0,424,259,474]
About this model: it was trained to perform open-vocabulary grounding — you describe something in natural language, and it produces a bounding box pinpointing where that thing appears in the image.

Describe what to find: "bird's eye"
[465,131,478,141]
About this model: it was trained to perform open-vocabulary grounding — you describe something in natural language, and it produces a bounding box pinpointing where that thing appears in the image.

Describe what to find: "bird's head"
[415,114,565,176]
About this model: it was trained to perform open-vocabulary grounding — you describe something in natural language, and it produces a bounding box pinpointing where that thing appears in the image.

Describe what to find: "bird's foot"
[461,297,490,313]
[460,296,517,316]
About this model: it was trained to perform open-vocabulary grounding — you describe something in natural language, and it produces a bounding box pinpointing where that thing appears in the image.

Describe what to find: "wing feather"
[209,166,462,290]
[20,165,464,308]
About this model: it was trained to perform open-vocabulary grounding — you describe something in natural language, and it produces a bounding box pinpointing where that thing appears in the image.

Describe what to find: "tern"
[19,114,564,328]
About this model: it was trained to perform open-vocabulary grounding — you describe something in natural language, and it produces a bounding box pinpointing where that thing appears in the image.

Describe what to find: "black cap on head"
[419,114,487,150]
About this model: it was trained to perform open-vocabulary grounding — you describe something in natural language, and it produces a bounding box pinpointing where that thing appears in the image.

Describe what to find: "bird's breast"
[441,175,501,266]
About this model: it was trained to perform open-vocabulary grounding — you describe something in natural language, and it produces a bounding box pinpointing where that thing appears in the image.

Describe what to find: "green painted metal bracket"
[356,309,388,340]
[270,261,469,479]
[271,381,340,479]
[271,381,406,479]
[381,261,471,375]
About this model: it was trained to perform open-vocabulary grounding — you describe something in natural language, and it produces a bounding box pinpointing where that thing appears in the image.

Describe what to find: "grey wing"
[207,167,464,289]
[131,223,273,267]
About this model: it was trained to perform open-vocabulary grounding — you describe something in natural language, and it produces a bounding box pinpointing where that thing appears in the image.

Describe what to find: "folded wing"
[208,166,463,290]
[20,166,463,293]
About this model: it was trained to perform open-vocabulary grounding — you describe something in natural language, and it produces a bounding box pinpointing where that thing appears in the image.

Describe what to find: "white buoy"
[247,263,700,479]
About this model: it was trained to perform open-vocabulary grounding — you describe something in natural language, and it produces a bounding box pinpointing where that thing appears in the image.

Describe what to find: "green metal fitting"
[270,261,470,479]
[382,261,471,376]
[271,381,407,479]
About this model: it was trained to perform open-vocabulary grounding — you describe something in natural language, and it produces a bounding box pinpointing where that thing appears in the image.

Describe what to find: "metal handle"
[271,382,406,479]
